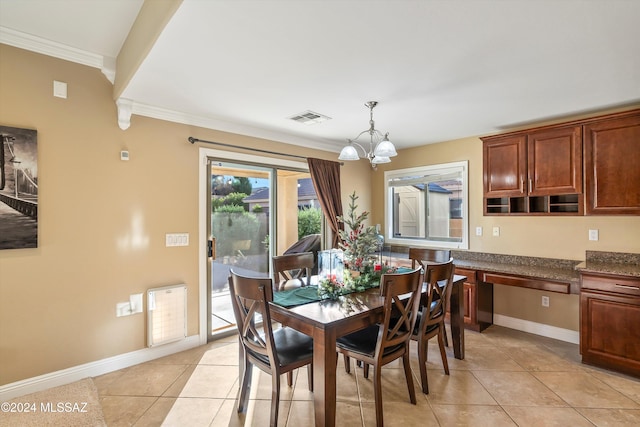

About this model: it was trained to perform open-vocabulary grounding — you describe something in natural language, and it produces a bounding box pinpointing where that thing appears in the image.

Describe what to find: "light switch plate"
[166,233,189,247]
[492,226,500,237]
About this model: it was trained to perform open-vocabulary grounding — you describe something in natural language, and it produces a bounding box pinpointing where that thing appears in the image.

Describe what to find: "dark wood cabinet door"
[483,135,526,197]
[581,290,640,377]
[527,126,582,196]
[584,113,640,215]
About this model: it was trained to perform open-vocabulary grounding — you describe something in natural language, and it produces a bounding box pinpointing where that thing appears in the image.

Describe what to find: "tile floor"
[95,326,640,426]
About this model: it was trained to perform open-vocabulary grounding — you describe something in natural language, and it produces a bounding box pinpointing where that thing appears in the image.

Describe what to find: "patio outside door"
[208,161,273,335]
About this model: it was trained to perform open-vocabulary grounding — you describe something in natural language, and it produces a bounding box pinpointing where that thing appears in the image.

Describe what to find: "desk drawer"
[482,272,570,294]
[581,273,640,296]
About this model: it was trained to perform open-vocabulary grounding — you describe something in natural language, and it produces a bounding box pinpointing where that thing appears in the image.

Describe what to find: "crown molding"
[130,101,341,153]
[0,26,115,83]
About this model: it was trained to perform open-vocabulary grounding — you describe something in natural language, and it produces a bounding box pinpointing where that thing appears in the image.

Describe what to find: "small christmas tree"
[337,191,379,271]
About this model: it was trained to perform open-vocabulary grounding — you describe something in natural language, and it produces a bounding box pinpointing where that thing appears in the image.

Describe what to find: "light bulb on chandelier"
[338,101,397,168]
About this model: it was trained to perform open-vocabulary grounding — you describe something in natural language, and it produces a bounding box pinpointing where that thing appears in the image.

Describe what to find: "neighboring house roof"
[413,183,452,194]
[243,178,317,204]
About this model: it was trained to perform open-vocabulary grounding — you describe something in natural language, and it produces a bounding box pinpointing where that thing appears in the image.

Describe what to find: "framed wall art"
[0,125,38,250]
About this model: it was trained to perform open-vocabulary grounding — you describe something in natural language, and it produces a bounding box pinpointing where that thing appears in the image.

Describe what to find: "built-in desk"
[384,250,582,332]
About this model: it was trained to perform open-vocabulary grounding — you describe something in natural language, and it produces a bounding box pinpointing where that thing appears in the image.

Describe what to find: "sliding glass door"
[206,157,318,338]
[208,161,273,334]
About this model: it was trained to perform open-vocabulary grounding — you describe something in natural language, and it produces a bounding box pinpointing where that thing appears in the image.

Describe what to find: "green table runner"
[273,286,323,308]
[272,267,414,308]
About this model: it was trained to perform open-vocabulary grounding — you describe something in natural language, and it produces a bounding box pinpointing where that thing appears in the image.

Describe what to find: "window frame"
[383,160,469,250]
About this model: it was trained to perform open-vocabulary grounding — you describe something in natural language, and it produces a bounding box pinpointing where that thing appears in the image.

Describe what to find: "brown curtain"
[307,158,343,248]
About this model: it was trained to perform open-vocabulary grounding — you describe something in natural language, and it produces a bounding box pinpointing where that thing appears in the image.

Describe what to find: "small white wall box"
[120,150,130,161]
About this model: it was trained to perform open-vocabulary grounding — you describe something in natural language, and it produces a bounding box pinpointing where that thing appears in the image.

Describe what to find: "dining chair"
[408,247,453,344]
[228,269,314,427]
[336,268,423,427]
[411,259,455,394]
[408,247,452,267]
[272,252,314,291]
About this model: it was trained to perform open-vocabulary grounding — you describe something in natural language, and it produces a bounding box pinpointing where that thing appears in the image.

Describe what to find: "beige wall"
[0,44,370,385]
[371,115,640,333]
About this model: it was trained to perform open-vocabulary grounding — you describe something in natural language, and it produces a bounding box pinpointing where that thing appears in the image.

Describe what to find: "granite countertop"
[574,251,640,278]
[450,251,582,284]
[385,249,640,284]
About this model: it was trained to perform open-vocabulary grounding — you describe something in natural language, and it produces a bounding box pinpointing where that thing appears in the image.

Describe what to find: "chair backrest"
[408,247,452,270]
[228,269,279,370]
[272,252,314,286]
[377,267,424,354]
[418,260,455,333]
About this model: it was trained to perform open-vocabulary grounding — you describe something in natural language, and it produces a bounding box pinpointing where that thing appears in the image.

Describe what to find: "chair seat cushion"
[336,325,404,357]
[249,327,313,367]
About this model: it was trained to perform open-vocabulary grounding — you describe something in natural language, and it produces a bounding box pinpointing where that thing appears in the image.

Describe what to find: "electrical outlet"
[492,226,500,237]
[541,295,550,307]
[589,229,599,241]
[476,226,483,236]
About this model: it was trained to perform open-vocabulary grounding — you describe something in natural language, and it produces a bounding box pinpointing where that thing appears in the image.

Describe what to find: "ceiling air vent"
[288,110,331,125]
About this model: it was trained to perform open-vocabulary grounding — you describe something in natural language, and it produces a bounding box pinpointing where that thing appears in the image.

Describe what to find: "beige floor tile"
[102,363,189,396]
[160,397,222,426]
[533,371,640,409]
[473,370,567,406]
[211,399,240,427]
[588,370,640,404]
[335,358,363,403]
[503,406,593,427]
[198,341,240,366]
[291,366,314,401]
[134,397,176,427]
[150,345,211,366]
[577,408,640,426]
[505,344,586,372]
[425,369,497,405]
[355,365,421,404]
[361,398,438,427]
[431,403,516,426]
[162,364,197,397]
[234,367,298,402]
[88,325,640,426]
[178,365,238,398]
[446,344,524,371]
[229,398,291,427]
[100,395,157,427]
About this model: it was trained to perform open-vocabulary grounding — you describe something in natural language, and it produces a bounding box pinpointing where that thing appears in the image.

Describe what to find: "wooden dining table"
[269,273,467,427]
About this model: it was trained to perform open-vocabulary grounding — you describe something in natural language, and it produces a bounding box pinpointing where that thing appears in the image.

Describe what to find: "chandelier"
[338,101,397,167]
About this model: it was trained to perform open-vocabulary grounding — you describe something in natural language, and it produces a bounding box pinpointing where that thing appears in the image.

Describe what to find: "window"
[384,161,468,249]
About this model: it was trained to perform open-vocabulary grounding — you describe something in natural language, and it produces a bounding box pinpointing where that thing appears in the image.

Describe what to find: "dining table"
[268,273,467,427]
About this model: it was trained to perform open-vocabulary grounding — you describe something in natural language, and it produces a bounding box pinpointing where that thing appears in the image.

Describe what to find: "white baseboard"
[0,335,201,402]
[493,314,580,345]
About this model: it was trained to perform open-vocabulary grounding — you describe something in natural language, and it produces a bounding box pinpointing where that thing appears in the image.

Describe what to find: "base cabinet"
[580,272,640,378]
[455,267,493,332]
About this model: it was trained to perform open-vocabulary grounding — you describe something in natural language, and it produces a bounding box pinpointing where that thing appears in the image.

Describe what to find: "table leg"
[449,278,465,360]
[313,326,337,427]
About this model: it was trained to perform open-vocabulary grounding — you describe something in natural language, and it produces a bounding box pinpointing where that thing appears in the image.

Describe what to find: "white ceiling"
[1,0,639,154]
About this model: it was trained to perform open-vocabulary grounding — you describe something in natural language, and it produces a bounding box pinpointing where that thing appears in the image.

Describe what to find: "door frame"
[198,147,308,344]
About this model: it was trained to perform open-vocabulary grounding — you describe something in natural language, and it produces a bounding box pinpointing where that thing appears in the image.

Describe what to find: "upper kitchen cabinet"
[483,108,639,216]
[584,112,640,215]
[482,125,583,215]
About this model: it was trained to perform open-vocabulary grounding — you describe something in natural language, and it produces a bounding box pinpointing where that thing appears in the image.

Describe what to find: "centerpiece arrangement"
[338,191,379,272]
[317,192,396,300]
